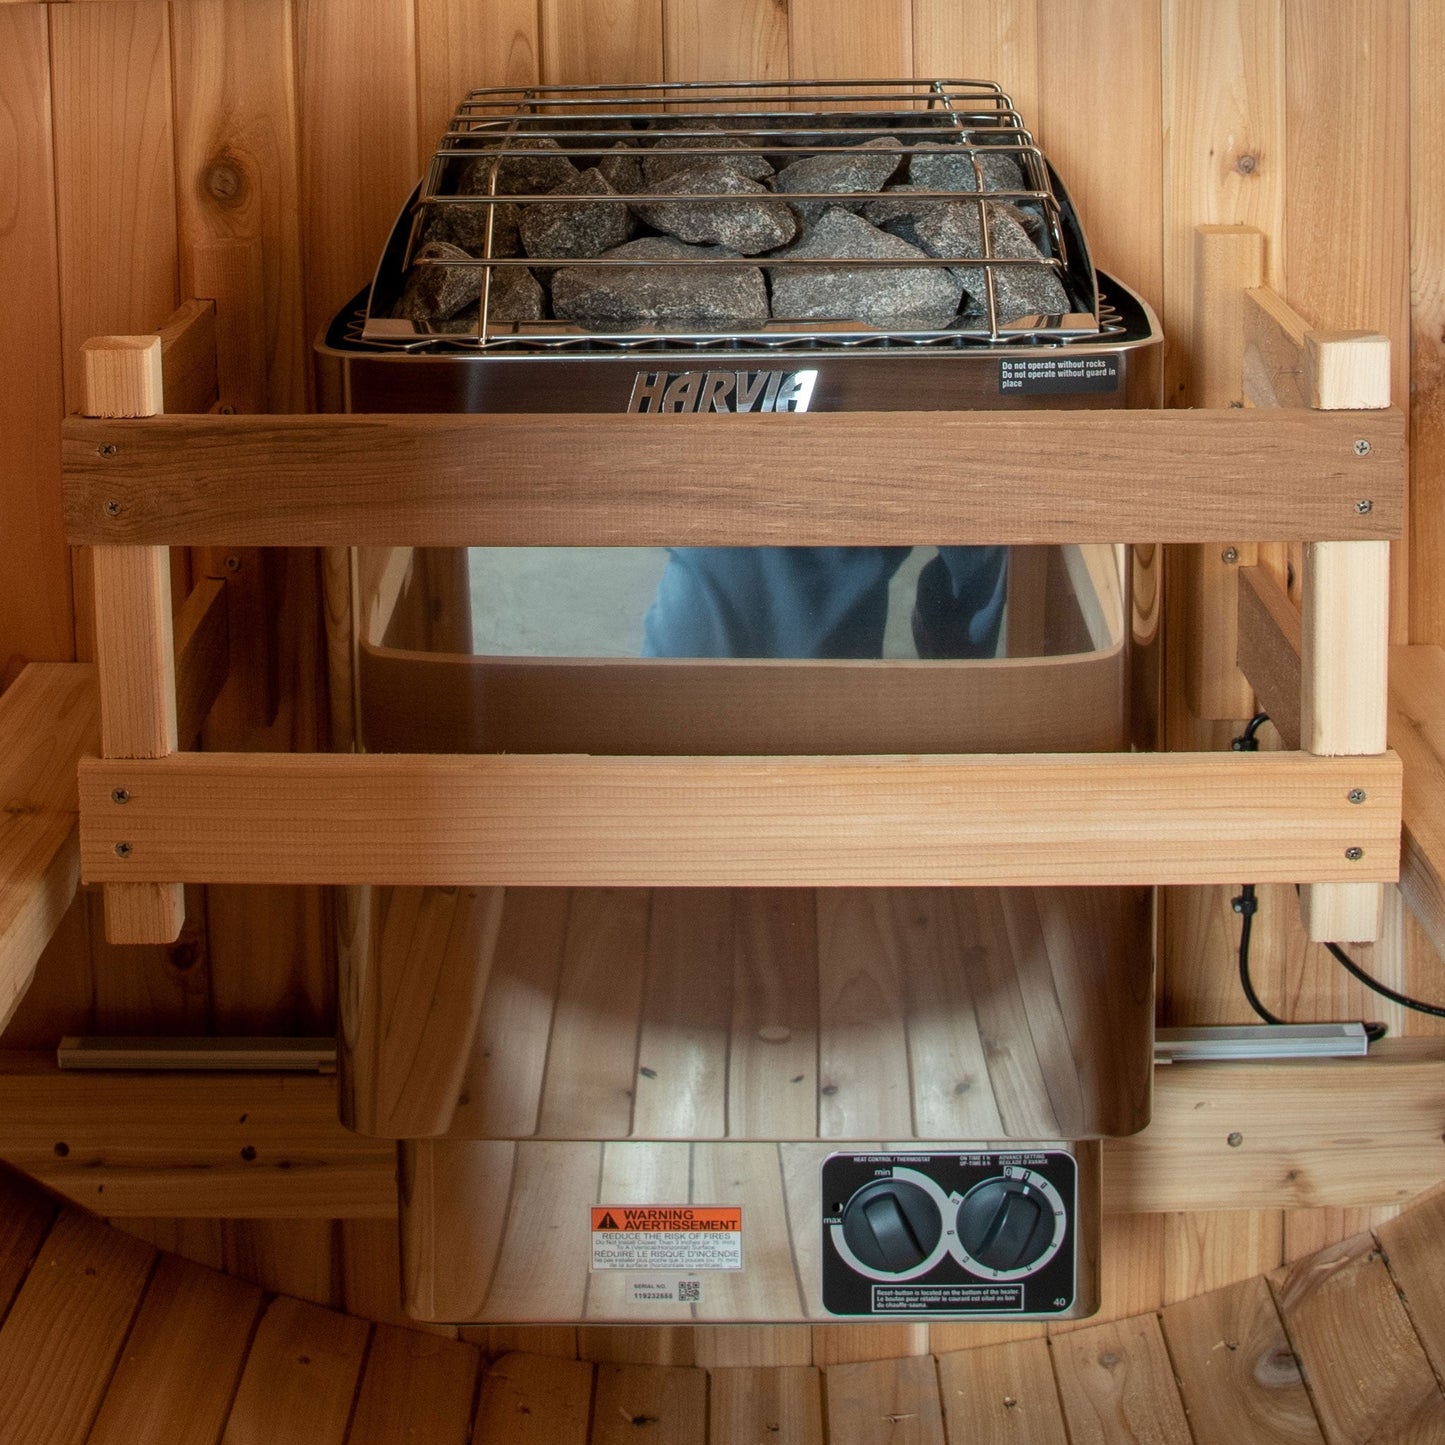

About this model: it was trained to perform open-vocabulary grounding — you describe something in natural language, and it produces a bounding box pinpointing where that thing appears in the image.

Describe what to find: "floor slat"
[591,1362,709,1445]
[89,1253,264,1445]
[936,1337,1070,1444]
[1377,1184,1445,1383]
[473,1351,595,1444]
[1270,1231,1445,1444]
[0,1164,57,1323]
[220,1295,369,1445]
[1160,1274,1324,1445]
[1050,1314,1192,1444]
[346,1324,479,1444]
[710,1364,824,1443]
[824,1354,947,1445]
[0,1209,154,1445]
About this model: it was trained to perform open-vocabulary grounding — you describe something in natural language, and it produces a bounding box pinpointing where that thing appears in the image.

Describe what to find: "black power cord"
[1230,712,1445,1034]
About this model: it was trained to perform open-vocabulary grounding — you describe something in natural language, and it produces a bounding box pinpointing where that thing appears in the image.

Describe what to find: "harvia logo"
[627,369,818,413]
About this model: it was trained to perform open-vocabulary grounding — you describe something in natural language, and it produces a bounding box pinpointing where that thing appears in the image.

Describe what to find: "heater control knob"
[955,1176,1061,1275]
[840,1179,943,1273]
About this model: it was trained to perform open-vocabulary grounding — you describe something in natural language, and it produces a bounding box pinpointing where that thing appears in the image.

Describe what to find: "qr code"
[677,1280,701,1303]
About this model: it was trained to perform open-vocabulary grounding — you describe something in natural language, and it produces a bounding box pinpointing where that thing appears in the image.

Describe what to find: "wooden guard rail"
[62,307,1404,945]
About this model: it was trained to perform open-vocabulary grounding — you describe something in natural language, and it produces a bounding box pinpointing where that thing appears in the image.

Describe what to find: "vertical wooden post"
[1296,327,1393,944]
[82,336,185,944]
[1182,225,1264,720]
[1300,538,1390,942]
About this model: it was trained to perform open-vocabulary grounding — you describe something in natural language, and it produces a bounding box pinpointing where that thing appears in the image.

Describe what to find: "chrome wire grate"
[361,78,1103,354]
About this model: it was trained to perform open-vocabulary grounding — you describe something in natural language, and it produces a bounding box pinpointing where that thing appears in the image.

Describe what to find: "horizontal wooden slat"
[77,750,1401,889]
[0,664,99,1033]
[2,1044,1444,1221]
[62,409,1403,546]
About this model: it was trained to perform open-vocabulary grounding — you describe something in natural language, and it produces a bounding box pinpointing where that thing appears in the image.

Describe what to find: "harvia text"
[628,369,818,413]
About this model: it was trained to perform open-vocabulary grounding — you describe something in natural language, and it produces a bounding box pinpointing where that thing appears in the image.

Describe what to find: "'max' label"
[627,369,818,413]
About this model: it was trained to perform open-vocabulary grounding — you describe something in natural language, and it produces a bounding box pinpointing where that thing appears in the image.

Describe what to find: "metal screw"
[1222,547,1239,564]
[110,788,130,805]
[113,842,132,858]
[223,555,242,573]
[219,403,237,416]
[1354,439,1372,457]
[103,500,122,517]
[1227,1132,1244,1148]
[1345,846,1365,861]
[1348,789,1367,804]
[1357,499,1374,514]
[97,443,118,458]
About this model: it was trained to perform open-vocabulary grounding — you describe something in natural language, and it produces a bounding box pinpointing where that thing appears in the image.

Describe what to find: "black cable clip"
[1230,888,1258,917]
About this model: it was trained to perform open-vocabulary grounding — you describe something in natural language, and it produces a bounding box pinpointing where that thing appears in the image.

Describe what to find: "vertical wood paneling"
[0,7,72,679]
[910,0,1040,127]
[1162,1208,1283,1304]
[49,2,179,415]
[415,0,541,174]
[1161,0,1284,407]
[296,0,418,349]
[788,0,912,88]
[1036,0,1163,316]
[171,0,308,415]
[1409,0,1445,645]
[664,0,789,83]
[1284,0,1411,645]
[540,0,664,88]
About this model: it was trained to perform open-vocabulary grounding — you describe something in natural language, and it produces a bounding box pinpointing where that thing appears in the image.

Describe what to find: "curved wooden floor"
[1,1165,1444,1443]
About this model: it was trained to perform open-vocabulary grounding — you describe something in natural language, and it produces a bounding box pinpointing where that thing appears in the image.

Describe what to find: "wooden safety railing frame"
[62,320,1404,946]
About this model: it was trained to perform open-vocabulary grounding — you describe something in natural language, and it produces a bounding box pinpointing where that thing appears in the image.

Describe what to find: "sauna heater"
[318,78,1163,1327]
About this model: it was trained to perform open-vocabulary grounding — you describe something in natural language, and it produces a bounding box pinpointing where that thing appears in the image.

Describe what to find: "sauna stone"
[423,199,521,257]
[767,207,963,328]
[774,136,903,221]
[392,241,481,322]
[551,236,768,325]
[642,123,775,185]
[518,167,633,261]
[460,136,577,197]
[909,141,1026,192]
[597,141,645,195]
[631,165,797,254]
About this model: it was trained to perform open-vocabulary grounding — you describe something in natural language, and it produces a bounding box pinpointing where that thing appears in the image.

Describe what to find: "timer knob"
[840,1179,942,1273]
[956,1178,1055,1272]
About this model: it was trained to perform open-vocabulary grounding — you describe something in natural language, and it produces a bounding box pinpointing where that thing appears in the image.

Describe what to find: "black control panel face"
[821,1150,1077,1318]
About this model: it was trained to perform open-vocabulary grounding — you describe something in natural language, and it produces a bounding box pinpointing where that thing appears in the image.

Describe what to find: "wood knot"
[1098,1351,1120,1369]
[203,153,247,209]
[1254,1346,1302,1389]
[757,1025,792,1043]
[1235,152,1260,175]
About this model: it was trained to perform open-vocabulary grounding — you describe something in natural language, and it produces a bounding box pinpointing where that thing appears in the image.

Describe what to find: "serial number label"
[1000,356,1120,394]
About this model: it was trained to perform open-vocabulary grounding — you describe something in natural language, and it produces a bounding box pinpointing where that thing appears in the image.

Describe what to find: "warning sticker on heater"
[590,1207,743,1271]
[999,355,1120,394]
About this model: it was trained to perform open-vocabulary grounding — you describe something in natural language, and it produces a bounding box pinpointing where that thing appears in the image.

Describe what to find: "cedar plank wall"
[0,0,1438,1364]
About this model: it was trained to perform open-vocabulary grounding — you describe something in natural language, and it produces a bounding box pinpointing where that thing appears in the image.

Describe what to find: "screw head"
[110,788,130,805]
[1227,1132,1244,1148]
[1345,846,1365,861]
[223,554,242,573]
[103,500,122,518]
[1356,499,1374,515]
[113,841,132,858]
[1348,789,1367,804]
[1222,547,1240,565]
[97,443,118,458]
[1354,439,1372,457]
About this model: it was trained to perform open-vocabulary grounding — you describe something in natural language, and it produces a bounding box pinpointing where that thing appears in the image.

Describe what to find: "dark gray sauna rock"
[460,136,578,197]
[909,141,1026,192]
[435,265,547,330]
[518,167,634,261]
[423,199,522,257]
[631,165,797,254]
[551,235,768,326]
[642,124,775,185]
[774,136,903,222]
[597,141,645,195]
[767,208,962,329]
[392,240,482,321]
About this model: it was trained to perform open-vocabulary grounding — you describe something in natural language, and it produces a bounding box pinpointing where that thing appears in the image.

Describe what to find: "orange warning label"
[591,1206,741,1233]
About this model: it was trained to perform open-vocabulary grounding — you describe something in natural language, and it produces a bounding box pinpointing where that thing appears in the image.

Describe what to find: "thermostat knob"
[840,1179,943,1273]
[956,1178,1055,1272]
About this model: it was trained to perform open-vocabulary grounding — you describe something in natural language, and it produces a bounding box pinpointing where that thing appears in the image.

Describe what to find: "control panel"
[821,1149,1079,1318]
